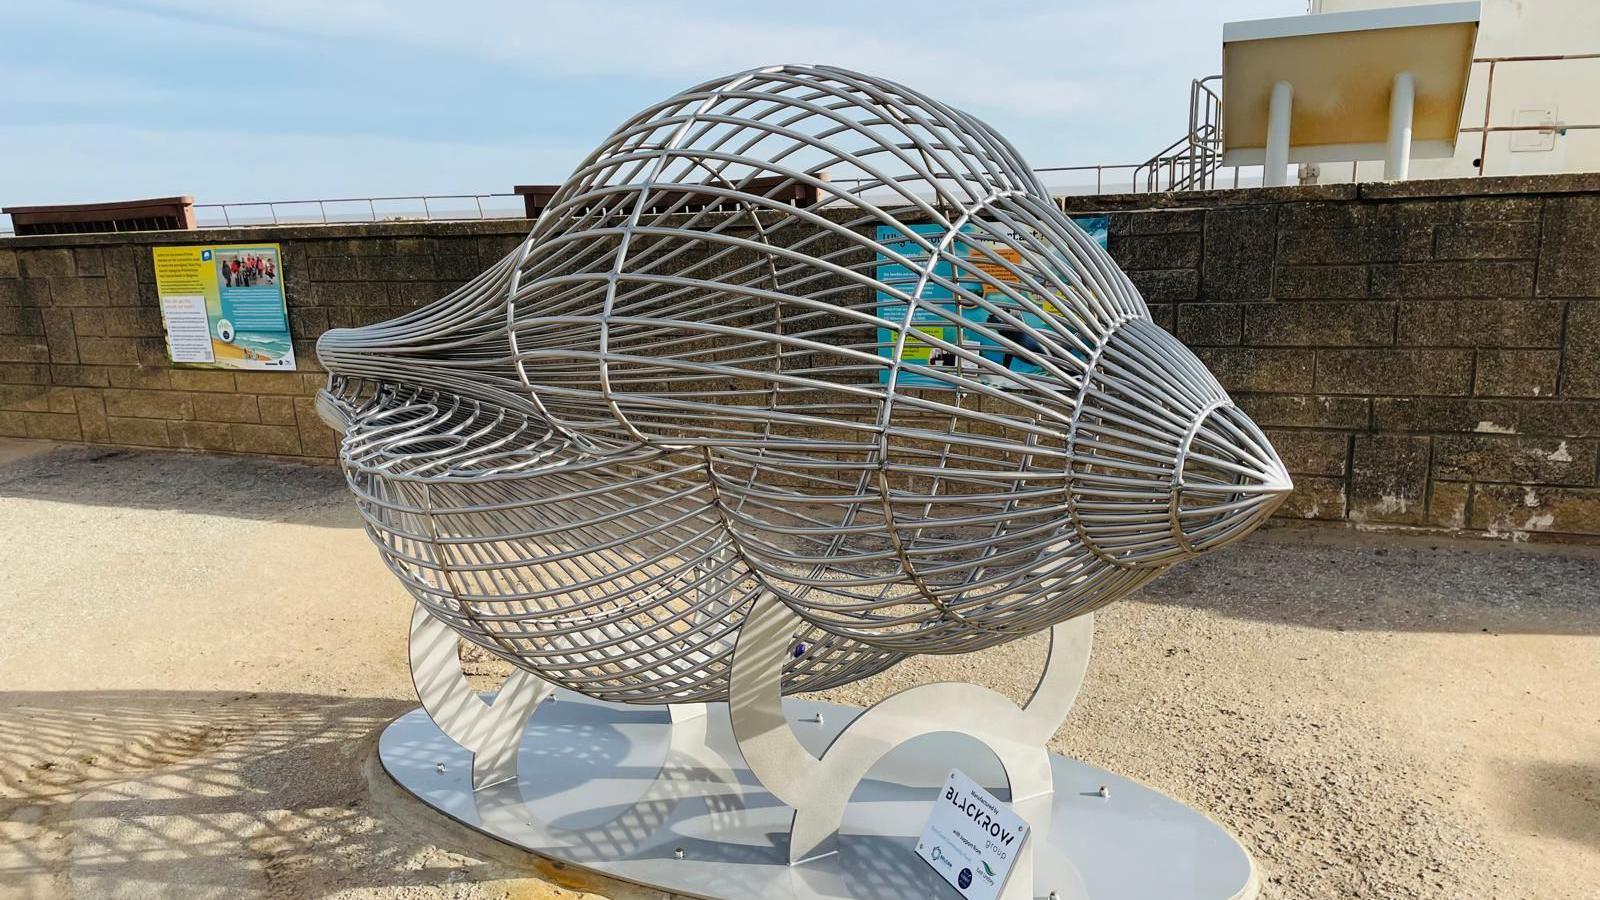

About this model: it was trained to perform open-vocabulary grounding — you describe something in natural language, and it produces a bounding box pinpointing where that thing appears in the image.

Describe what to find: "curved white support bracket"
[467,690,740,863]
[410,603,710,791]
[409,603,553,790]
[730,593,1092,896]
[410,597,1093,899]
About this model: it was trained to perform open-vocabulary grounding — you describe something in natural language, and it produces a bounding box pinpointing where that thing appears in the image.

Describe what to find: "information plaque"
[916,769,1030,900]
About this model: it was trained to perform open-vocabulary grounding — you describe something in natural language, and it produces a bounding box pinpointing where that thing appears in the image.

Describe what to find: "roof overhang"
[1221,2,1480,166]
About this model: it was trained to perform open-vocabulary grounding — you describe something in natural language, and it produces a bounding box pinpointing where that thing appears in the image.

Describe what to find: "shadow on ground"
[1501,759,1600,851]
[1137,523,1600,635]
[0,690,665,899]
[0,690,392,893]
[0,442,353,527]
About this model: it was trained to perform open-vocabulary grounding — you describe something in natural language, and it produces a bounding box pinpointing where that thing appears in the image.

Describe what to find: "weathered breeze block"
[0,221,526,460]
[3,174,1600,540]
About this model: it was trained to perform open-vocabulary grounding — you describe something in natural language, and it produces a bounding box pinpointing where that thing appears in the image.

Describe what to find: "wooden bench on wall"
[514,177,822,218]
[3,196,196,236]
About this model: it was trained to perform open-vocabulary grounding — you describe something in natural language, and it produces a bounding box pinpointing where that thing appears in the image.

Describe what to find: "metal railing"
[12,54,1600,236]
[0,167,1278,238]
[822,168,1155,197]
[1463,52,1600,176]
[1134,76,1228,192]
[0,193,524,236]
[191,192,525,229]
[826,160,1267,201]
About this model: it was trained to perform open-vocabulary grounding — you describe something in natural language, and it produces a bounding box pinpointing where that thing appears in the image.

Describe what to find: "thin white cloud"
[111,0,1103,117]
[106,0,1303,133]
[0,124,586,206]
[6,0,1306,204]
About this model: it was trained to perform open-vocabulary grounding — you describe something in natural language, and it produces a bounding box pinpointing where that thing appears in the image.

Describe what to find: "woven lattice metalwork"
[317,64,1292,704]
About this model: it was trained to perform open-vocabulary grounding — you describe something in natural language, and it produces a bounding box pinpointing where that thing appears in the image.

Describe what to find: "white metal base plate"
[379,689,1259,900]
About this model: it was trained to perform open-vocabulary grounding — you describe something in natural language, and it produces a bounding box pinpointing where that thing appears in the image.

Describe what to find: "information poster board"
[874,216,1108,389]
[153,243,295,370]
[875,223,978,388]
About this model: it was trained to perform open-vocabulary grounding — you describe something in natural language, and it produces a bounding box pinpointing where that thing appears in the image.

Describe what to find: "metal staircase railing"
[1134,76,1225,193]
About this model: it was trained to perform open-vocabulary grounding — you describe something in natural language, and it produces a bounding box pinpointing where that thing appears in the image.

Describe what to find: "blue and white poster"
[874,223,978,388]
[874,216,1108,388]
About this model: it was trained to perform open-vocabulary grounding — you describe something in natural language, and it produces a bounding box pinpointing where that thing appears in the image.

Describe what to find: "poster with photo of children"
[152,243,295,370]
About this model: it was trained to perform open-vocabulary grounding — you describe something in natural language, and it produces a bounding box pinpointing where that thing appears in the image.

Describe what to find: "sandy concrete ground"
[0,439,1596,900]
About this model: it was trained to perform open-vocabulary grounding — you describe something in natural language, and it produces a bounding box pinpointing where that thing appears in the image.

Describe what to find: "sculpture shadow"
[0,689,577,897]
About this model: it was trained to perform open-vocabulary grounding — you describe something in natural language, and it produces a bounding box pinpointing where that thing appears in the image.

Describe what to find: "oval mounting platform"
[379,690,1259,900]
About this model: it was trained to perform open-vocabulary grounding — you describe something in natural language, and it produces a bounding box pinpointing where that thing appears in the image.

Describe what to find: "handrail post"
[1478,60,1496,176]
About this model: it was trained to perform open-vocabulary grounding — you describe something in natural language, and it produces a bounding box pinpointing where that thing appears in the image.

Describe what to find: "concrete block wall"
[2,173,1598,540]
[0,221,527,461]
[1065,173,1600,539]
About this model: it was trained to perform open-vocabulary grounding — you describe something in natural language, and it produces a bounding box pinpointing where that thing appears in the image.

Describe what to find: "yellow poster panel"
[152,243,295,370]
[971,245,1061,316]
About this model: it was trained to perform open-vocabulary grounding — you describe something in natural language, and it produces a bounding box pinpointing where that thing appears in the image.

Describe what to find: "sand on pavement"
[0,440,1596,899]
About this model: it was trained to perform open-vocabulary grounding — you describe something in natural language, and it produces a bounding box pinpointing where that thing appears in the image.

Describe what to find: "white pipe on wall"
[1385,71,1415,181]
[1265,81,1293,187]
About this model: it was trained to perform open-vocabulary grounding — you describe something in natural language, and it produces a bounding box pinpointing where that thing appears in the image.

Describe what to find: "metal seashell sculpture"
[316,64,1293,710]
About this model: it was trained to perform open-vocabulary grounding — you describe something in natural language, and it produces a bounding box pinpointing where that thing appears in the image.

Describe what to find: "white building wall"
[1306,0,1600,182]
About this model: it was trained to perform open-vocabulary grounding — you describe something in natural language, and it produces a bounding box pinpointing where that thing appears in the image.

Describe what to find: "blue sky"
[2,0,1301,207]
